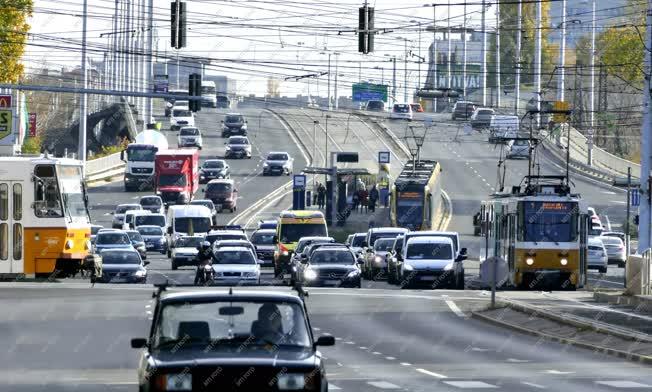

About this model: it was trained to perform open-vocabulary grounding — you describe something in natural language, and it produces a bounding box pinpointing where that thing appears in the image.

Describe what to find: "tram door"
[0,182,24,274]
[578,214,588,288]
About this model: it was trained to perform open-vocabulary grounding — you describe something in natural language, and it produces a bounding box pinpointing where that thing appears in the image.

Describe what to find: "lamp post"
[410,20,423,90]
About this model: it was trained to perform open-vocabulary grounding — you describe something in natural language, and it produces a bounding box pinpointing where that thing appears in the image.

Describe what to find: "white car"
[112,203,142,229]
[389,103,413,121]
[139,195,164,214]
[398,236,465,289]
[178,126,203,149]
[170,108,195,131]
[506,139,530,159]
[263,151,294,176]
[212,246,261,285]
[170,235,204,270]
[122,209,151,231]
[588,236,608,273]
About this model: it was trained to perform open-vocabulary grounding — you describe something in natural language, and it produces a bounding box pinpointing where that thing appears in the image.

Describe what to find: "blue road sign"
[293,174,306,189]
[378,151,390,164]
[632,189,640,207]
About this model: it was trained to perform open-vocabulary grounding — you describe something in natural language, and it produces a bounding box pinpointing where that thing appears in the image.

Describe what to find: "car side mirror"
[130,338,147,349]
[314,335,335,347]
[460,247,468,256]
[143,260,150,266]
[257,259,264,264]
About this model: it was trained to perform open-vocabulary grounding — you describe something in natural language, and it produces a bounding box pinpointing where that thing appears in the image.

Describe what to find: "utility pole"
[462,2,467,98]
[558,0,567,102]
[334,53,339,110]
[327,53,331,110]
[515,0,522,115]
[588,0,596,165]
[112,0,118,91]
[432,5,438,112]
[146,0,154,123]
[638,0,652,253]
[481,0,487,106]
[535,0,542,127]
[447,0,452,97]
[418,22,422,90]
[79,0,88,169]
[392,56,397,107]
[404,38,408,102]
[496,3,501,108]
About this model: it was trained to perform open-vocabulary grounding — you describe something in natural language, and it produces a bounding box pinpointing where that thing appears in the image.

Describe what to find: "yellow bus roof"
[279,210,325,219]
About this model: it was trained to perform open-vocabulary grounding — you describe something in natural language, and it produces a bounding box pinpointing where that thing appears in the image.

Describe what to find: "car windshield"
[180,128,199,136]
[96,233,131,245]
[251,232,275,245]
[173,109,191,117]
[203,161,224,169]
[351,235,366,247]
[207,183,232,192]
[158,174,186,187]
[513,139,529,146]
[174,218,212,234]
[394,104,409,113]
[135,215,166,227]
[310,249,354,264]
[115,205,140,214]
[374,238,395,252]
[126,232,144,242]
[280,224,327,243]
[153,301,311,349]
[101,251,140,264]
[140,197,161,206]
[230,138,248,145]
[137,227,163,236]
[176,237,203,248]
[213,250,256,264]
[267,154,288,161]
[191,201,214,210]
[126,147,156,162]
[91,226,102,235]
[226,115,243,122]
[406,243,453,260]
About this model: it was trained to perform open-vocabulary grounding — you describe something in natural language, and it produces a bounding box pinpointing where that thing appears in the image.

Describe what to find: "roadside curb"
[594,291,652,313]
[470,310,652,365]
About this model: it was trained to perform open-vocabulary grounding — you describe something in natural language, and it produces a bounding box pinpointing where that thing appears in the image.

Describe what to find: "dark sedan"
[296,247,363,288]
[131,290,335,391]
[99,249,148,283]
[136,225,167,254]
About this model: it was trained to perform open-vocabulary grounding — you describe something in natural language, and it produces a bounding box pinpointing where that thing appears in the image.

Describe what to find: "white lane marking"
[359,346,368,350]
[400,362,411,366]
[609,200,627,204]
[445,300,466,318]
[328,383,342,390]
[345,341,355,345]
[313,327,321,331]
[444,381,497,388]
[506,358,530,363]
[544,370,574,375]
[595,381,652,388]
[521,382,546,389]
[335,337,343,341]
[372,351,382,355]
[541,292,652,323]
[385,356,396,360]
[367,381,401,389]
[416,368,448,379]
[470,347,491,352]
[601,191,617,195]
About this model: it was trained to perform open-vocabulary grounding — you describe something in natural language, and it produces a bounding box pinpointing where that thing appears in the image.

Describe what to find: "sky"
[24,0,627,97]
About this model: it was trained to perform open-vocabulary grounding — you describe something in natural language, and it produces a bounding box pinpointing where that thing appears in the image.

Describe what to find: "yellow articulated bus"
[479,176,588,290]
[390,159,442,231]
[273,210,327,277]
[0,155,91,278]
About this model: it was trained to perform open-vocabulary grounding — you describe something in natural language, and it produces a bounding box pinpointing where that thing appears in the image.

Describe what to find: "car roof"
[226,112,243,116]
[299,236,334,242]
[216,239,251,244]
[407,236,454,245]
[140,195,161,200]
[117,203,141,208]
[169,205,212,217]
[588,237,605,245]
[161,290,302,305]
[216,246,254,252]
[207,179,234,185]
[369,227,408,234]
[137,225,162,230]
[204,159,226,163]
[268,151,289,155]
[98,229,126,234]
[600,236,623,243]
[100,248,139,253]
[208,229,246,235]
[190,199,214,204]
[253,229,276,234]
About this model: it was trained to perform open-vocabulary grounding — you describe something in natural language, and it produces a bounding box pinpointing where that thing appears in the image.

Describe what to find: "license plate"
[215,204,222,210]
[111,277,127,283]
[420,276,436,281]
[283,274,291,280]
[324,279,340,285]
[146,244,154,249]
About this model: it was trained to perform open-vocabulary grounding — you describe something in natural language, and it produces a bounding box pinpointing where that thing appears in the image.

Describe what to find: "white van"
[398,236,465,289]
[123,210,151,231]
[166,205,213,256]
[488,115,520,143]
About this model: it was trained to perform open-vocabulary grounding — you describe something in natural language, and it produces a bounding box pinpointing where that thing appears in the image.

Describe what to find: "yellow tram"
[0,155,91,277]
[479,176,589,290]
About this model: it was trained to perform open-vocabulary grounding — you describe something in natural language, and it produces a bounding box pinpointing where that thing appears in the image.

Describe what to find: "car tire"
[171,261,177,270]
[457,270,465,290]
[599,267,607,274]
[618,261,626,268]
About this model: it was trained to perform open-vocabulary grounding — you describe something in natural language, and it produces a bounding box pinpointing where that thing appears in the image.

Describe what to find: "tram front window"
[58,166,88,219]
[33,165,63,218]
[521,201,577,243]
[396,199,423,229]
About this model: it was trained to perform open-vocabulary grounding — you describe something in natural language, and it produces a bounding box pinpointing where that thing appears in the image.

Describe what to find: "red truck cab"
[154,149,200,205]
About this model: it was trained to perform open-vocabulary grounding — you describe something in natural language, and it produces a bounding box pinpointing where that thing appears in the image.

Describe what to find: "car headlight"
[560,258,568,266]
[374,256,383,264]
[346,270,360,278]
[443,262,454,271]
[159,238,166,244]
[403,263,414,271]
[282,250,289,256]
[225,146,231,150]
[263,162,269,167]
[304,269,317,280]
[526,258,534,266]
[243,271,258,277]
[277,373,305,390]
[134,269,146,277]
[164,373,192,391]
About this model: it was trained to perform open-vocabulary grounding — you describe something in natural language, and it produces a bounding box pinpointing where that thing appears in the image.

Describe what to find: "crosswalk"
[326,379,652,391]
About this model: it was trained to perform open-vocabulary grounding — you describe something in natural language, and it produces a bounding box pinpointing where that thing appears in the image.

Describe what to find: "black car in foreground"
[132,287,335,391]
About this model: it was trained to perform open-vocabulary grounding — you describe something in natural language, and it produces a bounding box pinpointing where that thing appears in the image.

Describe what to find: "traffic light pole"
[79,0,88,168]
[626,167,631,259]
[638,0,652,253]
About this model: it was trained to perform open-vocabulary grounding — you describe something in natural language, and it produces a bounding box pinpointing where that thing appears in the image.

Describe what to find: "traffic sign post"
[378,151,390,164]
[292,175,306,210]
[632,188,640,207]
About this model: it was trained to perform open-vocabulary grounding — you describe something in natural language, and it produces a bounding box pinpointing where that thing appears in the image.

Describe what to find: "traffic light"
[634,214,639,226]
[358,5,375,54]
[188,73,201,112]
[171,1,187,49]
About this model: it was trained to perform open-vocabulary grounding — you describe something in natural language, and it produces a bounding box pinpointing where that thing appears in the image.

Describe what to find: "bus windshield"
[174,217,211,234]
[279,223,327,243]
[126,147,156,162]
[520,201,577,243]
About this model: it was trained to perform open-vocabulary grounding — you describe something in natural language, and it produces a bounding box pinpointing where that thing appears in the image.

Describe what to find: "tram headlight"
[560,258,568,266]
[525,258,534,266]
[85,240,92,251]
[65,239,74,250]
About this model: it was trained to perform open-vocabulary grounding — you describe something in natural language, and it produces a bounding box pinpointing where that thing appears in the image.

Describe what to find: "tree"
[489,0,556,88]
[0,1,33,83]
[267,77,280,97]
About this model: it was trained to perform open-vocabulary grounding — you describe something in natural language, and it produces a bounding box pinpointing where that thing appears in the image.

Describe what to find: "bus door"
[0,182,24,274]
[578,214,588,288]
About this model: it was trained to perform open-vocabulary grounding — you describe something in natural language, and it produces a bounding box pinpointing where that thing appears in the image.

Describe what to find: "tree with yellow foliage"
[0,0,33,83]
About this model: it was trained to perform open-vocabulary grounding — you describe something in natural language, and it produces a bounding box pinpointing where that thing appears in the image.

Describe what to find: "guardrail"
[85,152,125,183]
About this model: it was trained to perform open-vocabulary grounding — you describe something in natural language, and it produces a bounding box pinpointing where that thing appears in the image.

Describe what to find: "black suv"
[132,286,335,391]
[452,101,476,120]
[221,113,248,137]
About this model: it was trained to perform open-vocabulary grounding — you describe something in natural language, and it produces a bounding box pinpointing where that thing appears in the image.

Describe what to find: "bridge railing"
[85,152,125,182]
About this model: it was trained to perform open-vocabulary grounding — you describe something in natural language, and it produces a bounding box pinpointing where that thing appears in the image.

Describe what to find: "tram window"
[13,184,22,221]
[0,184,7,221]
[33,176,63,218]
[13,223,22,260]
[0,223,7,260]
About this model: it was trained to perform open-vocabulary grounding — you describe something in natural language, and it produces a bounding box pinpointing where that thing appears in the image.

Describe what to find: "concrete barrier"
[85,152,125,183]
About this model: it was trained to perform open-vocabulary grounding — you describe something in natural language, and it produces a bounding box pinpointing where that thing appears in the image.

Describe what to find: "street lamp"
[374,66,384,85]
[410,19,423,90]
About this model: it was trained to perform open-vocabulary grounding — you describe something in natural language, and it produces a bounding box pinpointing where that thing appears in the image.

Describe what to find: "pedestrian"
[352,191,359,212]
[317,184,326,209]
[360,188,369,213]
[313,183,319,206]
[369,185,379,213]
